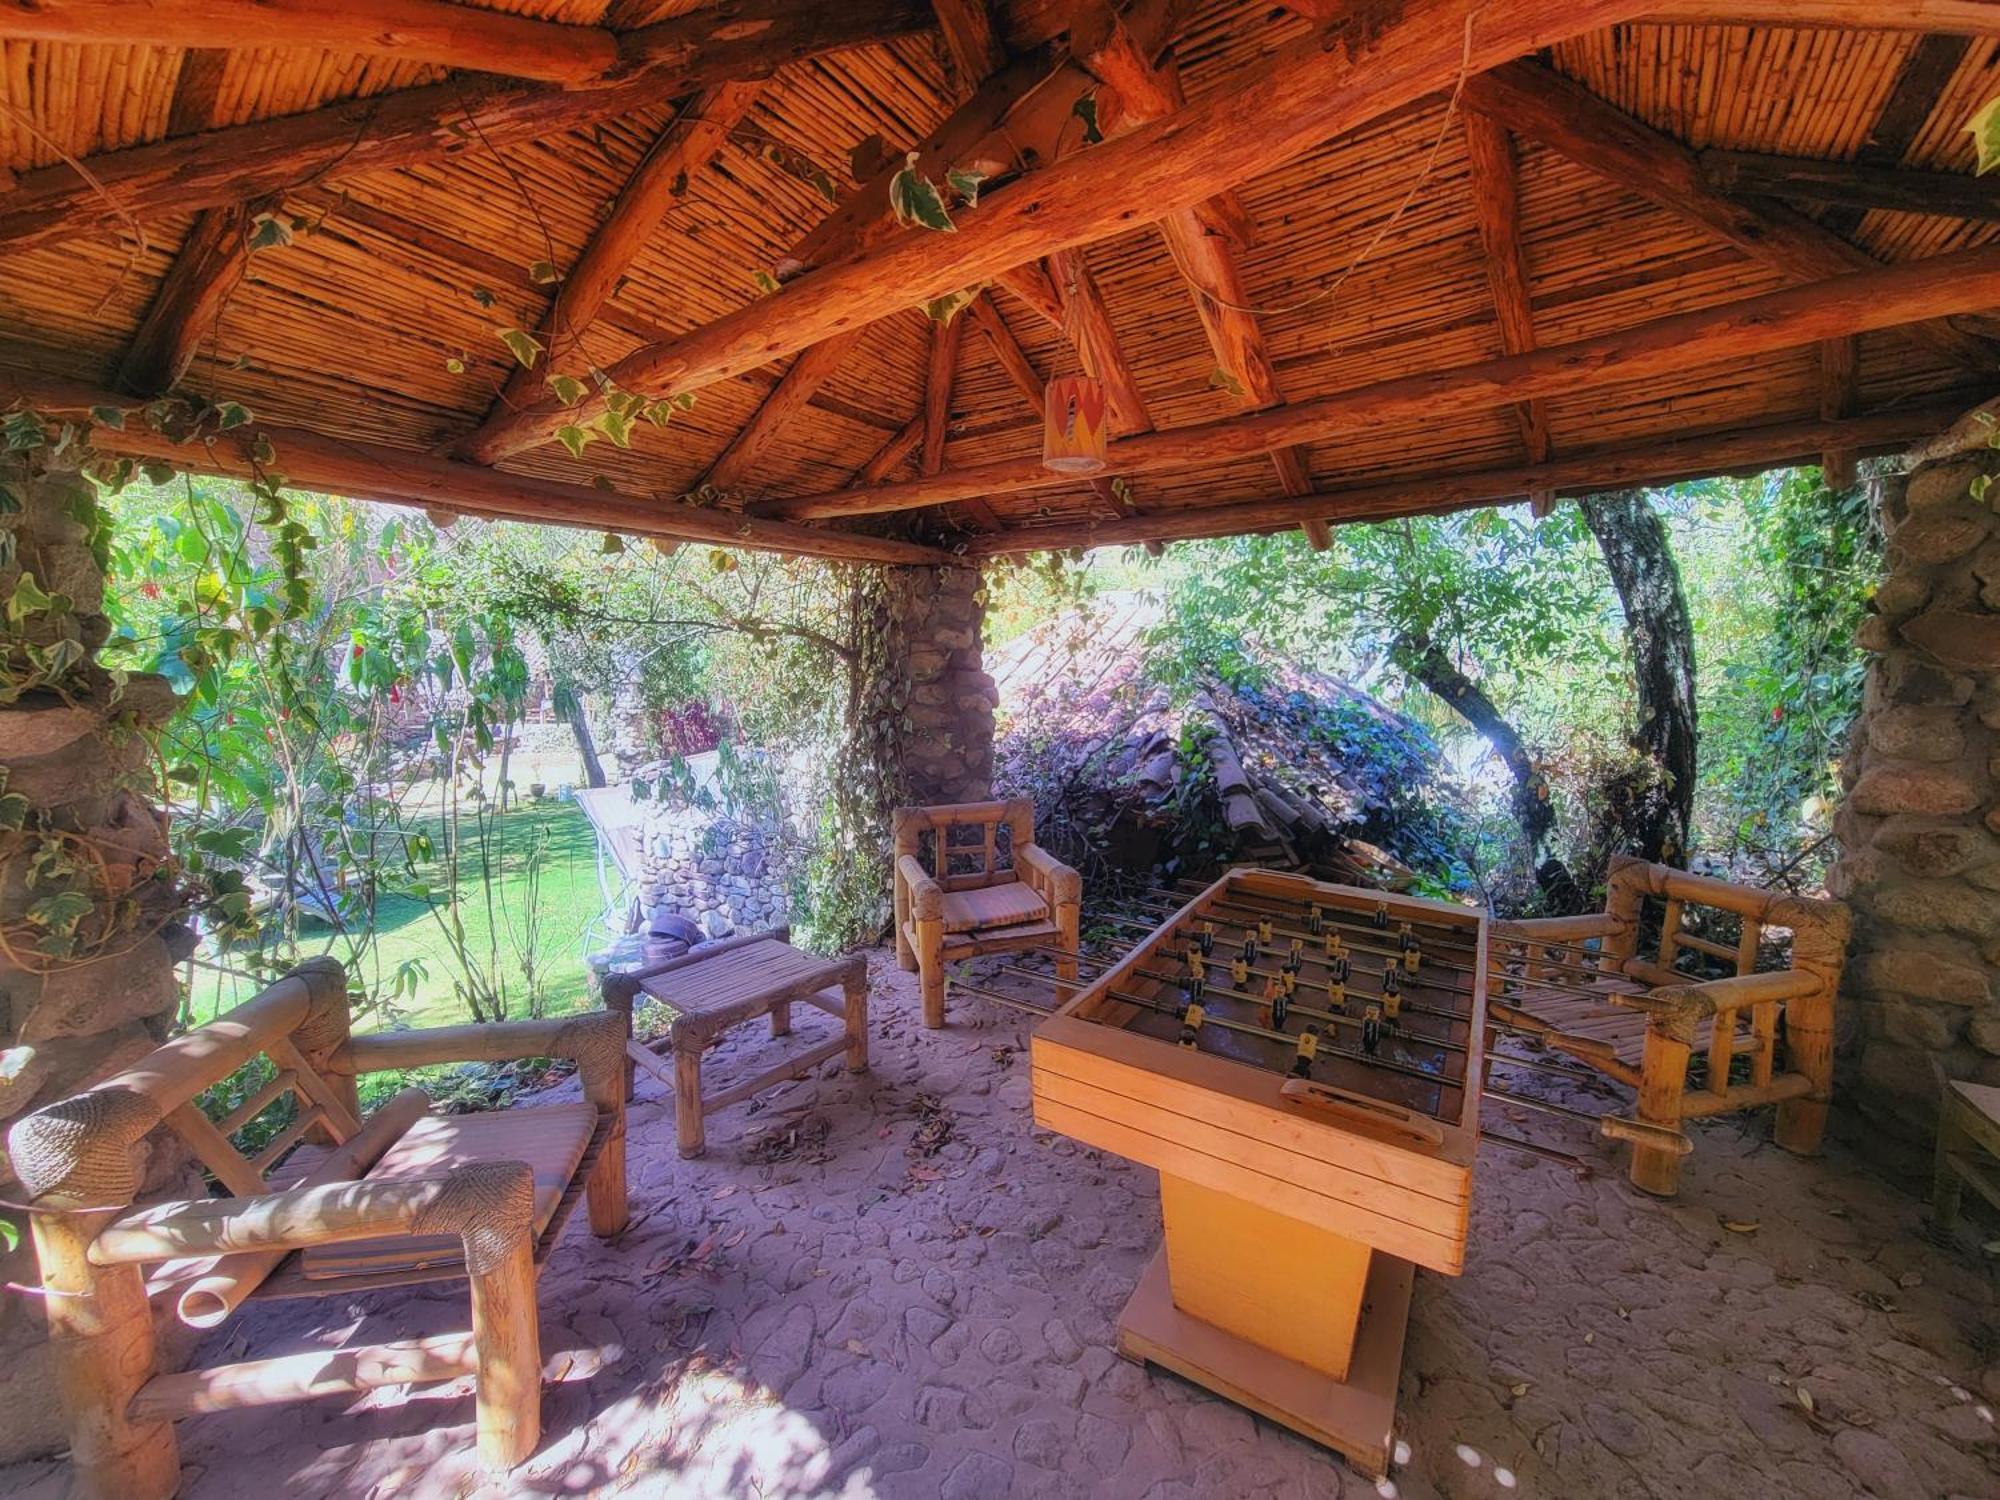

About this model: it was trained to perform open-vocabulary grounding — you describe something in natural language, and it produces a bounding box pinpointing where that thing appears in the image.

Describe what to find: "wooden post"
[843,964,870,1073]
[770,998,793,1039]
[892,808,921,972]
[674,1046,706,1159]
[1602,854,1647,967]
[917,914,947,1029]
[1632,1021,1693,1196]
[1769,893,1850,1156]
[30,1212,180,1500]
[561,1015,629,1236]
[287,955,359,1146]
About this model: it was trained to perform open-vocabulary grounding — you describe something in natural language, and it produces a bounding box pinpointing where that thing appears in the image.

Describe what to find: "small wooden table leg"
[770,999,793,1039]
[844,965,869,1072]
[674,1044,706,1159]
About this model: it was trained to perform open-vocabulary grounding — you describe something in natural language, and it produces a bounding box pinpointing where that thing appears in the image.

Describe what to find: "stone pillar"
[1829,411,2000,1147]
[0,451,189,1461]
[880,564,994,806]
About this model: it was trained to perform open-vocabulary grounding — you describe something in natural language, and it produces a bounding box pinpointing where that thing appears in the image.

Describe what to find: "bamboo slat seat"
[941,881,1048,933]
[301,1104,599,1278]
[1491,856,1850,1197]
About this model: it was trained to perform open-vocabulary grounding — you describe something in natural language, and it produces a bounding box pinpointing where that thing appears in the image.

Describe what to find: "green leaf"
[594,410,633,448]
[889,155,956,232]
[849,132,892,183]
[670,391,697,413]
[444,355,467,374]
[1969,94,2000,176]
[497,328,544,370]
[471,285,496,309]
[1072,92,1103,146]
[247,211,295,251]
[1208,367,1247,398]
[213,401,252,430]
[2,409,48,451]
[251,432,278,467]
[0,792,29,831]
[945,167,986,208]
[642,398,677,428]
[140,460,175,486]
[90,404,127,430]
[923,286,981,325]
[529,259,561,285]
[546,373,586,406]
[6,571,52,623]
[556,423,594,460]
[27,890,93,938]
[751,269,781,296]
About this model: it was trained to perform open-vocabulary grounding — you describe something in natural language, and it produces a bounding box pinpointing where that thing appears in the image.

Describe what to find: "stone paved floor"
[4,947,1997,1498]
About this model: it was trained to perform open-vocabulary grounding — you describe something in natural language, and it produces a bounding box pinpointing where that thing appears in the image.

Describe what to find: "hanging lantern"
[1042,373,1109,474]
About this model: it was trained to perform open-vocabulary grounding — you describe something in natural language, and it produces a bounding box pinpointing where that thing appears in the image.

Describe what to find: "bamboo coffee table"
[613,928,868,1157]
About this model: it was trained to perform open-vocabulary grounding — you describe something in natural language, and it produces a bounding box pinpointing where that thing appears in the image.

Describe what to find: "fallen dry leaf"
[1722,1219,1760,1234]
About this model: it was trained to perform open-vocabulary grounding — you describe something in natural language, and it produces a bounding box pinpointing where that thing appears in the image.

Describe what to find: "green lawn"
[192,799,616,1032]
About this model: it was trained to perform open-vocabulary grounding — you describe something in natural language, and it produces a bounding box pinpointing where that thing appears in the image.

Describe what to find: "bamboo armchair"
[892,798,1080,1027]
[1492,855,1850,1197]
[6,958,629,1500]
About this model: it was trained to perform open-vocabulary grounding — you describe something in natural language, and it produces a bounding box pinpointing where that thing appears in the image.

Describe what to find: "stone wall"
[1831,416,2000,1146]
[882,564,995,806]
[0,454,193,1460]
[637,811,798,937]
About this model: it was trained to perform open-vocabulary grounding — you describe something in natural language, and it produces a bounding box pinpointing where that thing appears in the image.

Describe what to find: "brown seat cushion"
[299,1102,598,1279]
[939,881,1048,934]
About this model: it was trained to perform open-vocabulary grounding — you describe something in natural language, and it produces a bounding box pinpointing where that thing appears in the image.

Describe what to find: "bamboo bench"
[1491,855,1850,1196]
[893,797,1081,1028]
[6,958,629,1500]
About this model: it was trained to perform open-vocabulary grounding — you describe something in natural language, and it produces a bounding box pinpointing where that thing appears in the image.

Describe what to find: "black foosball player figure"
[1361,1002,1384,1056]
[1271,979,1290,1031]
[1307,904,1325,938]
[1328,945,1351,985]
[1197,921,1216,958]
[1177,1000,1206,1049]
[1380,964,1403,1031]
[1181,968,1206,1009]
[1371,900,1390,930]
[1286,937,1305,977]
[1242,931,1259,968]
[1291,1027,1319,1078]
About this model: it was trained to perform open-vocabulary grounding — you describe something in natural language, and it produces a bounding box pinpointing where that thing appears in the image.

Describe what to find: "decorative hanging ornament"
[1042,373,1108,474]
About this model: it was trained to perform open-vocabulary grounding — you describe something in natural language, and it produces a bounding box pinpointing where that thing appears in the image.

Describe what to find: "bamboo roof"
[1,1,1997,562]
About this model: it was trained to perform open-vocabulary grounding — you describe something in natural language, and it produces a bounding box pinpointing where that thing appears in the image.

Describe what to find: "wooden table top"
[640,937,861,1038]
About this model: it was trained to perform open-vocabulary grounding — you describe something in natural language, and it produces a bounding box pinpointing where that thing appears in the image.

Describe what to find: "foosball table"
[1030,867,1486,1475]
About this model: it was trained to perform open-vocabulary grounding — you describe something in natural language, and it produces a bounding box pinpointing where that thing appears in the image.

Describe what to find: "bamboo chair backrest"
[893,798,1036,892]
[1601,856,1818,985]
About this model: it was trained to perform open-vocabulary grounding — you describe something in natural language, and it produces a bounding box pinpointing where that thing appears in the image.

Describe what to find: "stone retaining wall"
[636,812,798,937]
[1831,412,2000,1144]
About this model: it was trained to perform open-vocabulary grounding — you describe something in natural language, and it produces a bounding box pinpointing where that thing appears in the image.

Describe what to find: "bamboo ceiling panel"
[1,5,1996,551]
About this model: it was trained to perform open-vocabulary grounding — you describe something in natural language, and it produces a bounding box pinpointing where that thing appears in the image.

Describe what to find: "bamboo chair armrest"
[1017,844,1080,906]
[896,855,943,921]
[331,1010,628,1075]
[1492,914,1617,945]
[1613,971,1821,1027]
[90,1160,537,1267]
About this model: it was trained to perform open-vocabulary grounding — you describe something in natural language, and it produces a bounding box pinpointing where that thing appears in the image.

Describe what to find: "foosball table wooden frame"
[1030,867,1485,1476]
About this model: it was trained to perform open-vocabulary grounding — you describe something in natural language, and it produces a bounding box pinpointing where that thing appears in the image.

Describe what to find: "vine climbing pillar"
[0,446,192,1461]
[854,563,996,809]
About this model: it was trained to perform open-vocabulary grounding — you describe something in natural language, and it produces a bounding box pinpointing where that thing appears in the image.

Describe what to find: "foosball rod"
[1120,904,1632,1012]
[1098,985,1458,1094]
[1159,885,1620,970]
[1134,893,1619,988]
[1124,963,1467,1060]
[1113,905,1632,1005]
[1150,942,1469,1028]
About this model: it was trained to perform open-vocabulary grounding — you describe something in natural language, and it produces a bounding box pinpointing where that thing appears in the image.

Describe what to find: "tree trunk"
[1581,489,1698,865]
[1393,632,1552,855]
[557,684,606,789]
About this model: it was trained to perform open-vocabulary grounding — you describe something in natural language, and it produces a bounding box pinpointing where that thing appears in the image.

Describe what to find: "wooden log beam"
[1070,0,1320,541]
[1462,109,1555,514]
[0,0,932,252]
[1819,335,1860,488]
[1646,2,2000,32]
[488,83,764,420]
[922,314,967,477]
[1698,150,2000,224]
[459,0,1655,461]
[114,204,255,396]
[959,402,1971,554]
[749,243,2000,521]
[0,0,620,84]
[1461,60,1993,370]
[0,369,960,566]
[699,330,865,496]
[854,412,928,484]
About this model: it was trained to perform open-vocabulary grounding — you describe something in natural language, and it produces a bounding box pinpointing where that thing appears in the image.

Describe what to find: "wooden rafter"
[962,402,1971,555]
[1625,1,2000,30]
[0,369,957,567]
[459,0,1656,462]
[0,0,621,85]
[1819,336,1861,488]
[0,0,931,252]
[748,242,2000,522]
[1698,151,2000,224]
[1461,109,1554,514]
[853,414,928,486]
[701,330,867,495]
[114,202,260,396]
[1461,60,1993,372]
[1070,0,1328,546]
[487,83,764,420]
[923,312,1005,531]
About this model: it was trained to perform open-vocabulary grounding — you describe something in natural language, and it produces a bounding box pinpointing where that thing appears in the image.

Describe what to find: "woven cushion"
[940,882,1048,935]
[299,1102,598,1279]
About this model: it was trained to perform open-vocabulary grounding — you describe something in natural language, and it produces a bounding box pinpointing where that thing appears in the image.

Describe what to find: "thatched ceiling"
[2,0,1997,562]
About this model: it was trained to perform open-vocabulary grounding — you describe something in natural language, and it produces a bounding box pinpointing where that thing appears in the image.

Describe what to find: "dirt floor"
[4,948,1997,1499]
